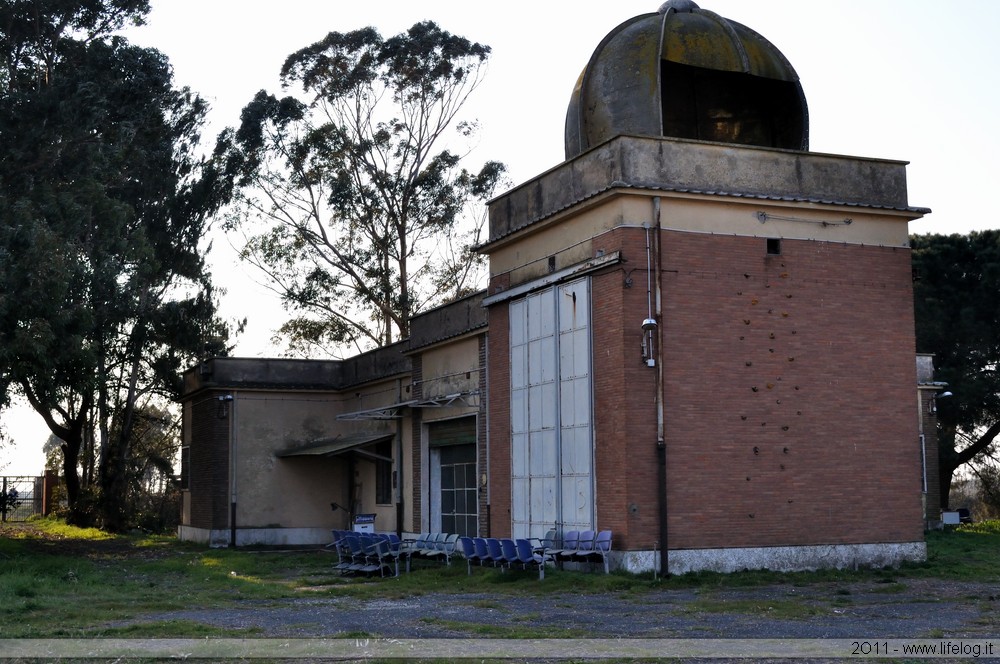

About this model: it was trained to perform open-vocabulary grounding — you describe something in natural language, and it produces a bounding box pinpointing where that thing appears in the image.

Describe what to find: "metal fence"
[1,476,44,522]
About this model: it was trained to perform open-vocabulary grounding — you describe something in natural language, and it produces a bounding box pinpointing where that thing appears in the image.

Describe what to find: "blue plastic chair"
[486,538,505,568]
[575,529,613,573]
[550,530,580,565]
[515,538,549,580]
[499,538,519,570]
[458,536,478,575]
[473,537,490,566]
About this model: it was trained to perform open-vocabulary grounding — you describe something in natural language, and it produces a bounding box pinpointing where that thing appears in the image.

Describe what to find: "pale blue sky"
[3,0,998,473]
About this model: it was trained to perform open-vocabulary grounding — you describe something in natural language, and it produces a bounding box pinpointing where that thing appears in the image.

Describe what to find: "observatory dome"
[565,0,808,159]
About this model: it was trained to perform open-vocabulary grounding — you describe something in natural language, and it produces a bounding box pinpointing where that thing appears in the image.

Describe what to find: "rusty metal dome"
[565,0,808,159]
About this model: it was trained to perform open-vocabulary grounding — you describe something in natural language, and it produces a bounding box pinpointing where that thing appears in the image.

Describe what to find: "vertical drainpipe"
[653,197,668,576]
[484,332,492,538]
[395,378,404,539]
[229,394,238,548]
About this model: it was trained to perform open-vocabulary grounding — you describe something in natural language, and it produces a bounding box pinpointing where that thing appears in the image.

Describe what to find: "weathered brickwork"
[188,392,231,530]
[920,390,942,521]
[659,231,921,549]
[590,228,662,549]
[485,301,511,537]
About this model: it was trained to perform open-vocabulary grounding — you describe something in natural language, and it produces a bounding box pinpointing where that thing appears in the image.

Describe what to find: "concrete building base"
[615,542,927,575]
[177,525,331,548]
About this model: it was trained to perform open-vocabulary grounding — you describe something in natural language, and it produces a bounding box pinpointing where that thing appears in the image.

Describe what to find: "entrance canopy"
[276,432,394,462]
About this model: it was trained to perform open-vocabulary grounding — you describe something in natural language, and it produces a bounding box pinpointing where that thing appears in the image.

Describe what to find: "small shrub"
[957,518,1000,535]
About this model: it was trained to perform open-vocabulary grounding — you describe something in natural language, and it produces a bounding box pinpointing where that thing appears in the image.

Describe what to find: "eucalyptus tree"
[218,21,506,355]
[0,0,231,528]
[912,231,1000,509]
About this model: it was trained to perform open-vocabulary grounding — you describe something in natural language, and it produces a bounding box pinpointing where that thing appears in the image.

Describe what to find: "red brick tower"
[480,1,929,573]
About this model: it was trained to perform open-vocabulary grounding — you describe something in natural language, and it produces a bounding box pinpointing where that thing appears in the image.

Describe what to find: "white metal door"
[510,278,593,539]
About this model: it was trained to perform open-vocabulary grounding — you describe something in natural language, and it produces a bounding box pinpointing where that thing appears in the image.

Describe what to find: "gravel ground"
[130,577,999,640]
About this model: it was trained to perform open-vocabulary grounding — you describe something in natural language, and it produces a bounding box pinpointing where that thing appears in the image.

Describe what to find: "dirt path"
[134,577,999,640]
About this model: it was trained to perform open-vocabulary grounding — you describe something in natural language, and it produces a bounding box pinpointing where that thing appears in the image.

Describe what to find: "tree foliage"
[0,0,231,529]
[912,231,1000,508]
[218,20,506,355]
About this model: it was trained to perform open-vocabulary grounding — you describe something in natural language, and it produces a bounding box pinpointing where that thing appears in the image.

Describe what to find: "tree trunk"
[938,457,956,511]
[60,437,84,524]
[21,382,93,525]
[936,420,1000,511]
[98,382,140,531]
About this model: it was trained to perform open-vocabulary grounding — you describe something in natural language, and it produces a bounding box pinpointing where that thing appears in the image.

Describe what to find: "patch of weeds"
[956,519,1000,535]
[93,621,262,638]
[470,599,504,610]
[336,630,381,638]
[680,598,823,620]
[871,582,907,594]
[835,588,851,596]
[12,584,37,598]
[419,617,586,638]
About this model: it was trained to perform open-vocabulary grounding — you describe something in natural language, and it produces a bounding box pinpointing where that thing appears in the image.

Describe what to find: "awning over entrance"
[335,390,479,421]
[276,432,394,462]
[335,401,417,421]
[413,390,480,409]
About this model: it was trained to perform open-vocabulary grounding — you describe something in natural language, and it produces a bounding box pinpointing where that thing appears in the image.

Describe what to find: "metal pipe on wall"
[228,393,237,548]
[395,378,404,539]
[653,197,668,576]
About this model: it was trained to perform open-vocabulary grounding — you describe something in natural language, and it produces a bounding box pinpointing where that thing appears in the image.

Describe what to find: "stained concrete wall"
[487,135,922,247]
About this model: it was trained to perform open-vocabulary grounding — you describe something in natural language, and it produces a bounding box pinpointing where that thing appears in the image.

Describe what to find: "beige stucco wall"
[413,337,482,534]
[229,377,410,534]
[230,390,350,531]
[489,191,913,285]
[419,337,481,406]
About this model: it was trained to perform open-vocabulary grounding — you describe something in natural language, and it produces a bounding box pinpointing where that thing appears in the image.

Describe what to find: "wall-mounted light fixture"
[641,318,658,367]
[216,394,233,418]
[929,390,953,414]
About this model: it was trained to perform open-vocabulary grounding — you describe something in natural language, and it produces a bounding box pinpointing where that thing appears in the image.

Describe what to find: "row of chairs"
[327,530,402,577]
[536,529,614,574]
[403,532,460,570]
[327,528,614,577]
[458,537,549,579]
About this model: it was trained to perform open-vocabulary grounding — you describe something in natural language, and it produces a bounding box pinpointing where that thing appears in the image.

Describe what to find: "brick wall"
[920,391,941,521]
[485,298,511,537]
[660,232,922,549]
[188,392,231,530]
[485,226,922,552]
[591,228,662,549]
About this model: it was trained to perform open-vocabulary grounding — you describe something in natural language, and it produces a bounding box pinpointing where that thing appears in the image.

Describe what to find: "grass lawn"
[0,518,998,638]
